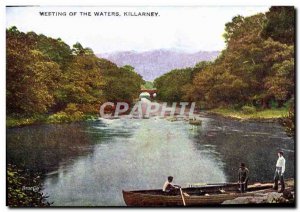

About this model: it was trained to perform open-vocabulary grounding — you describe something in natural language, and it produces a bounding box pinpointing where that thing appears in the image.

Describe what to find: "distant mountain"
[96,49,220,81]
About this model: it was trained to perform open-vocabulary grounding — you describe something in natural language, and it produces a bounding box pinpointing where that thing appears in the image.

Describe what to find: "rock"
[283,190,293,200]
[222,196,266,204]
[266,192,283,203]
[222,192,290,205]
[222,179,294,205]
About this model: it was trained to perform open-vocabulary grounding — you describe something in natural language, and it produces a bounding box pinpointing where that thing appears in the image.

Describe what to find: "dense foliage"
[154,61,211,102]
[154,7,294,111]
[7,164,51,207]
[7,27,143,118]
[141,81,155,89]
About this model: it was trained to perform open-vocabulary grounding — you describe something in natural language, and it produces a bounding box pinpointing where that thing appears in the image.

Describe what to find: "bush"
[282,101,294,137]
[77,103,99,114]
[47,104,85,123]
[241,105,256,114]
[7,164,52,207]
[64,103,78,115]
[47,111,69,123]
[69,111,84,122]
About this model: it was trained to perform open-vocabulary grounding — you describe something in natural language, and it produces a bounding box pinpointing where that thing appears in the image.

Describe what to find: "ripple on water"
[6,115,294,206]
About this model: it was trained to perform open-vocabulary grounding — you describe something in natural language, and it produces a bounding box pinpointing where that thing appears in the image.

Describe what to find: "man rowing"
[162,176,181,195]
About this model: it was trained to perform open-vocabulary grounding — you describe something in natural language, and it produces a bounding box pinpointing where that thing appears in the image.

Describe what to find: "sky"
[6,6,270,53]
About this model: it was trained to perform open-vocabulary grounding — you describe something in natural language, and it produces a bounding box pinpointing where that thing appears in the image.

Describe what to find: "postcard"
[6,5,295,207]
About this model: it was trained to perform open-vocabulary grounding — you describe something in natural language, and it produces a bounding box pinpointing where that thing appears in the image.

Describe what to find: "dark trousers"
[165,188,178,196]
[240,178,248,193]
[274,169,285,191]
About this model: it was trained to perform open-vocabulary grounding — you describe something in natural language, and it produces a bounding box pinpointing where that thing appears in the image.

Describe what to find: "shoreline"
[7,107,290,128]
[206,108,288,123]
[6,114,98,128]
[206,111,281,123]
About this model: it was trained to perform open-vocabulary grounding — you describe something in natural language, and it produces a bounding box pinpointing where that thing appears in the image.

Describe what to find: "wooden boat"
[122,182,275,206]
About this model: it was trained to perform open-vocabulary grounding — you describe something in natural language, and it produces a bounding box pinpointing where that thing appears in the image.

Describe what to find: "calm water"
[7,114,294,206]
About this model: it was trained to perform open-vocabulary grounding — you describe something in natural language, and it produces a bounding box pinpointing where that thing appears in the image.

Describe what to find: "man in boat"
[238,163,249,193]
[273,151,286,192]
[162,176,180,195]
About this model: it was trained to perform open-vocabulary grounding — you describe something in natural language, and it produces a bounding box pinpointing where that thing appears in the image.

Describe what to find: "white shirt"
[162,181,171,191]
[276,156,286,174]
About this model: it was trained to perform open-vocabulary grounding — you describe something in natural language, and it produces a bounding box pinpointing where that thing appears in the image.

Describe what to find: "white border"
[0,0,298,6]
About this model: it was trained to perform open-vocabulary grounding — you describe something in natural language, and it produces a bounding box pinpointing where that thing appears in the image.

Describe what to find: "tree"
[141,81,155,89]
[156,8,294,110]
[57,54,105,108]
[102,66,144,103]
[6,27,143,117]
[122,65,135,72]
[261,6,295,45]
[36,34,73,69]
[72,42,94,55]
[223,15,245,44]
[154,68,194,102]
[7,29,61,115]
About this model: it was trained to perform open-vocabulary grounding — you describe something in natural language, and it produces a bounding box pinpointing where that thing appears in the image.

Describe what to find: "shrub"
[7,164,52,207]
[241,105,256,114]
[47,111,69,123]
[64,103,78,115]
[69,111,84,122]
[282,101,295,137]
[77,103,99,114]
[47,104,85,123]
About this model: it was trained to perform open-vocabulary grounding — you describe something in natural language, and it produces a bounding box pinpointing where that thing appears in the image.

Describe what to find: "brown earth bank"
[222,179,295,205]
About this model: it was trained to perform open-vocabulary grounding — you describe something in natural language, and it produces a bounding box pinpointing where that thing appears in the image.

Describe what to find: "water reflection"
[7,123,96,172]
[42,118,225,206]
[191,115,294,182]
[6,115,294,206]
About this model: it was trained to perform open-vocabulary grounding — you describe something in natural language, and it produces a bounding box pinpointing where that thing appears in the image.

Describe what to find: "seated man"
[162,176,180,195]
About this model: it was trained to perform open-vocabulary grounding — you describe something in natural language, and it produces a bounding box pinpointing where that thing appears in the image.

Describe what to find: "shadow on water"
[6,115,294,206]
[6,121,127,172]
[190,115,294,182]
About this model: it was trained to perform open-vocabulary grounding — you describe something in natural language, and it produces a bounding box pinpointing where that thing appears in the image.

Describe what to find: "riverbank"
[7,108,289,128]
[208,108,289,122]
[7,111,295,206]
[222,179,294,205]
[6,113,97,128]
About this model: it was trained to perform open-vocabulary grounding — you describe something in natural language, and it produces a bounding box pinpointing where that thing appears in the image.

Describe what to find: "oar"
[189,182,238,187]
[179,188,186,206]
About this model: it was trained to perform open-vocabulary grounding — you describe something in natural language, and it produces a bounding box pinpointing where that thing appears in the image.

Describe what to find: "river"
[6,114,294,206]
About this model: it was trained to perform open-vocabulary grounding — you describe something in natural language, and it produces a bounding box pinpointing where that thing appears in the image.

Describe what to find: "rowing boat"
[122,182,275,206]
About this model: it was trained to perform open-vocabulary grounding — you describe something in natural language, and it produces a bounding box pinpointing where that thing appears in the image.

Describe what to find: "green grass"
[6,116,46,128]
[7,114,97,128]
[209,107,289,120]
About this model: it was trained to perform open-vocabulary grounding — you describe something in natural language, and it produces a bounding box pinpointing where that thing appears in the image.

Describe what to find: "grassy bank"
[208,107,289,121]
[6,113,97,128]
[7,103,99,128]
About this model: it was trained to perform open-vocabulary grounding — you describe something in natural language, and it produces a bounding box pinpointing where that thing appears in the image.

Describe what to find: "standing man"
[238,163,249,193]
[274,151,286,192]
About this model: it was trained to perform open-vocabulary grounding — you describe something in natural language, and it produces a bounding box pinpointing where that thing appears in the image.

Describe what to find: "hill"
[97,49,219,80]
